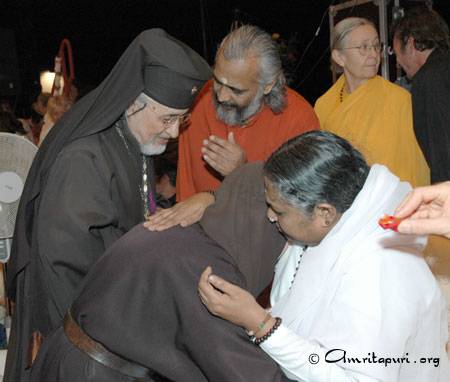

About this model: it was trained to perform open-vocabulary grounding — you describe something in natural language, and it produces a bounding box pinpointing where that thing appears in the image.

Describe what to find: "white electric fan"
[0,132,38,262]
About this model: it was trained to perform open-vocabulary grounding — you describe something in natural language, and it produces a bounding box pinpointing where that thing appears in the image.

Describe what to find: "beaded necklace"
[339,84,345,103]
[289,246,307,289]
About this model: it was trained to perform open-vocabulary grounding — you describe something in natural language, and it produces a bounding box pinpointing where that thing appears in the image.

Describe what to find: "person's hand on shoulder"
[201,132,246,176]
[143,191,215,231]
[395,181,450,239]
[198,266,273,335]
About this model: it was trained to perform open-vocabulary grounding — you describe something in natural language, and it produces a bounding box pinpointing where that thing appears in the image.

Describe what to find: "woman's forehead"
[346,24,378,44]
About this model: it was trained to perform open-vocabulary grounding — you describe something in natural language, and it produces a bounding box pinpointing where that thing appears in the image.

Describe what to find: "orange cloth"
[177,81,320,201]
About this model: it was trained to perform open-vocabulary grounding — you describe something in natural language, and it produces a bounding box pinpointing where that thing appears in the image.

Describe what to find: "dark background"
[1,0,449,115]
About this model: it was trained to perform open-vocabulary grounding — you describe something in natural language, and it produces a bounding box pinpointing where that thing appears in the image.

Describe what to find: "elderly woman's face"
[338,24,380,82]
[264,178,331,247]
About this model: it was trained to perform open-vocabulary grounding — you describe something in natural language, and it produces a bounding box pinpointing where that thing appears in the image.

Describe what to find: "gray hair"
[264,131,369,217]
[332,17,376,50]
[216,25,286,113]
[126,92,152,119]
[136,92,152,107]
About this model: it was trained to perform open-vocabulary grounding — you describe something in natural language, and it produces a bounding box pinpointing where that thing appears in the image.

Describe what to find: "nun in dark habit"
[5,29,211,382]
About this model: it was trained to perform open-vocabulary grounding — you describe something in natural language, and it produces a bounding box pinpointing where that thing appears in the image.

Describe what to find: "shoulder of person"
[416,49,450,86]
[284,87,316,114]
[56,134,103,162]
[346,244,439,306]
[286,87,307,103]
[378,76,411,102]
[191,80,214,111]
[313,78,342,110]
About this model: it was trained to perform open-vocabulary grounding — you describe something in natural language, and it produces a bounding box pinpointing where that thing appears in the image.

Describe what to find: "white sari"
[262,165,449,381]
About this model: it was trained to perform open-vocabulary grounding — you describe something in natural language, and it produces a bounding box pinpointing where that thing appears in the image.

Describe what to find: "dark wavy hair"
[263,131,369,216]
[391,7,450,51]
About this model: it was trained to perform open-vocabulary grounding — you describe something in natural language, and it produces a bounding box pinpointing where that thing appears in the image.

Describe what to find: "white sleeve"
[260,325,380,382]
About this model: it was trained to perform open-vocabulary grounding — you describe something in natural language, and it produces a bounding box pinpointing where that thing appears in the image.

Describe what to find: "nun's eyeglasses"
[341,42,384,56]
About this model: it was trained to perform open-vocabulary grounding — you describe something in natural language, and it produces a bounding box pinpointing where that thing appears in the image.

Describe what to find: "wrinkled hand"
[198,266,267,332]
[395,181,450,239]
[201,132,246,176]
[144,192,215,231]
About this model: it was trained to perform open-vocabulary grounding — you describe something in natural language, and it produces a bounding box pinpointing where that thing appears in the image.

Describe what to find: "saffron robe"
[177,81,319,200]
[315,75,429,187]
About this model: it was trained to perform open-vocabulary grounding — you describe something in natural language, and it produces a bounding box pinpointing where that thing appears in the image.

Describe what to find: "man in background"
[392,7,450,183]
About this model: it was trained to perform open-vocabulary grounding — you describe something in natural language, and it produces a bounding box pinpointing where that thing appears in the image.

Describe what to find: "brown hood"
[200,162,286,296]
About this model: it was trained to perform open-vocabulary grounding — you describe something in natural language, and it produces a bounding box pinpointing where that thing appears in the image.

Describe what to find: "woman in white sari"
[199,131,449,381]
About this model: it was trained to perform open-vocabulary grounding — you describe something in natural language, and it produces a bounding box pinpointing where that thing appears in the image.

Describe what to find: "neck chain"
[289,246,307,289]
[141,156,156,219]
[115,121,156,219]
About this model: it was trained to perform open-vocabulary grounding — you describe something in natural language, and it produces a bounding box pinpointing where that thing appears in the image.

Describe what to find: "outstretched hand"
[144,192,215,231]
[198,266,267,333]
[201,132,246,176]
[395,182,450,239]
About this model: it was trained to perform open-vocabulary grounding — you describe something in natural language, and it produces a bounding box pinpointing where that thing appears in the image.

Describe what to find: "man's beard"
[139,136,168,156]
[213,88,265,126]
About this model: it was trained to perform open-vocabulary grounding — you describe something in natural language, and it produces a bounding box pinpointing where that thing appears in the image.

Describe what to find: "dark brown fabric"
[200,162,286,296]
[30,163,288,381]
[31,327,154,382]
[64,311,153,379]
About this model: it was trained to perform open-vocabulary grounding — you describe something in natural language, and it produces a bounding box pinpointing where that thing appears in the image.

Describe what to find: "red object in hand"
[378,215,402,231]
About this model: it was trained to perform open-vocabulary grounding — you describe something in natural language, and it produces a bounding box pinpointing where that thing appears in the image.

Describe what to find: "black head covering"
[144,64,204,109]
[7,29,211,297]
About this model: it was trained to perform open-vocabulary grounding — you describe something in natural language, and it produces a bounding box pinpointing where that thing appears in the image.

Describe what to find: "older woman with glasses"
[315,17,429,187]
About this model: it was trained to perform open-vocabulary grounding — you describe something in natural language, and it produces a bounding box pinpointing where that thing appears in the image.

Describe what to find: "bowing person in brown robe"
[29,162,290,381]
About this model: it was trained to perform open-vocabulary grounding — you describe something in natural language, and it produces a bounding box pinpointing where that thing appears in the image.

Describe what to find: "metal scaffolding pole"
[377,0,389,79]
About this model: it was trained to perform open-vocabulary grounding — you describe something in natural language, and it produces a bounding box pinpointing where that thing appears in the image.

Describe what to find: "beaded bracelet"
[246,312,271,337]
[250,317,282,345]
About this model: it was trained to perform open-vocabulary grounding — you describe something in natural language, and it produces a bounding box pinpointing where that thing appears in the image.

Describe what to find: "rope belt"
[64,310,153,379]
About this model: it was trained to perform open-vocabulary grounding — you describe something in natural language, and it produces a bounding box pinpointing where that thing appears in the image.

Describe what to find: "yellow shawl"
[315,75,429,187]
